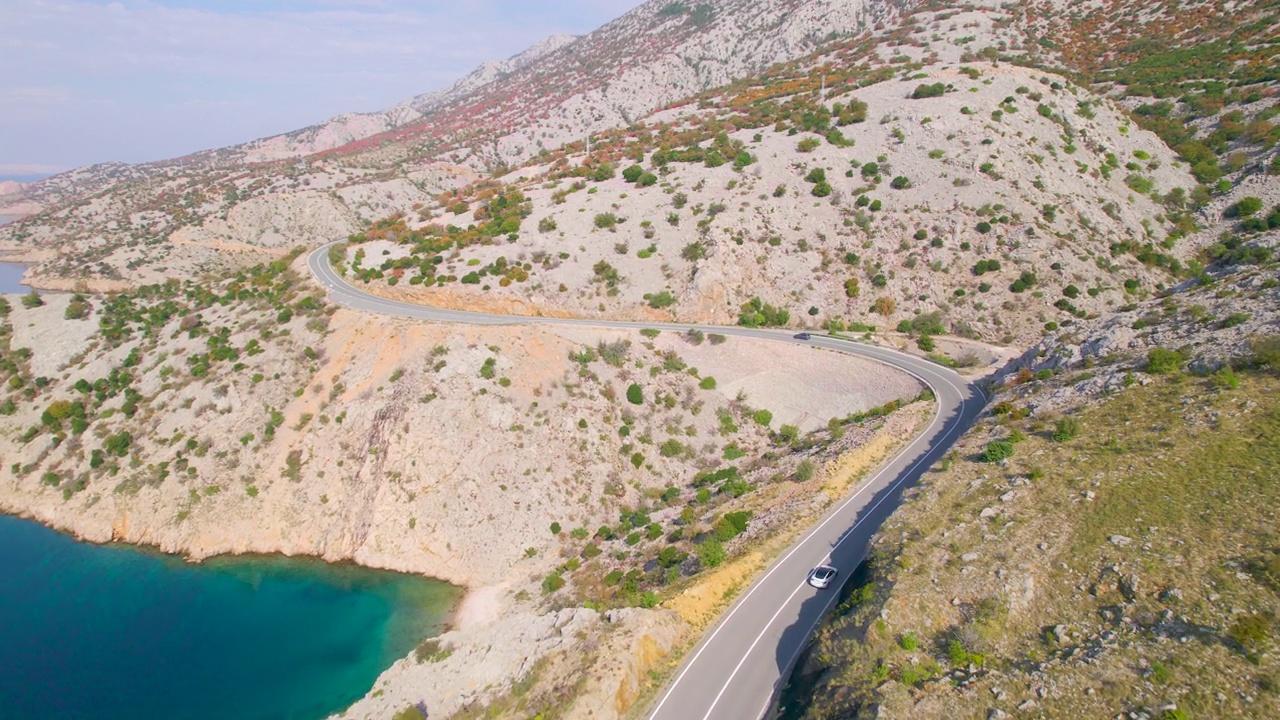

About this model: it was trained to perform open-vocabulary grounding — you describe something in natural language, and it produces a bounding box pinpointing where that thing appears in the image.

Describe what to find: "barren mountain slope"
[343,57,1197,347]
[232,33,581,164]
[0,0,891,247]
[780,229,1280,717]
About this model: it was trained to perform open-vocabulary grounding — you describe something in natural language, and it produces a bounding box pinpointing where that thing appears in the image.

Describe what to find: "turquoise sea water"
[0,514,459,720]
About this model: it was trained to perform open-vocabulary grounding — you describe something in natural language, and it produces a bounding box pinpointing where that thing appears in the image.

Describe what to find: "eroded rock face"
[0,302,919,580]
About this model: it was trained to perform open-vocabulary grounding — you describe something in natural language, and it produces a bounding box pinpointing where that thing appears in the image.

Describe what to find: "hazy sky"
[1,0,643,175]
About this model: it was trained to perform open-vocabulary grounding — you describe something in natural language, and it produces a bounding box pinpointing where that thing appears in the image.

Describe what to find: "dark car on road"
[793,332,811,340]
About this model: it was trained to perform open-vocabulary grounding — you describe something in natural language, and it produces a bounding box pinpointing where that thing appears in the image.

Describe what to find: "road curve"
[306,244,986,720]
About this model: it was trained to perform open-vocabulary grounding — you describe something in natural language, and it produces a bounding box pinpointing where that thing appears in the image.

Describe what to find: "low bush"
[1146,347,1184,374]
[980,440,1014,463]
[911,82,947,99]
[1052,416,1081,442]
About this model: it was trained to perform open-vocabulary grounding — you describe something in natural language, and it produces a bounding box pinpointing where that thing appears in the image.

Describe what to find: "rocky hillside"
[2,0,1275,345]
[231,33,581,164]
[0,248,935,718]
[339,55,1197,347]
[780,226,1280,717]
[0,0,1276,715]
[0,0,892,284]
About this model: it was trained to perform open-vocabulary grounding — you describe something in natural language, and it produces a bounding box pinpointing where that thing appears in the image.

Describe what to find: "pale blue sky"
[1,0,643,174]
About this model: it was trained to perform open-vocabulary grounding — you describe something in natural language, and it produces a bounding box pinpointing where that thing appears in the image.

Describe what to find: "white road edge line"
[701,581,809,720]
[309,244,983,720]
[699,389,975,720]
[647,366,954,719]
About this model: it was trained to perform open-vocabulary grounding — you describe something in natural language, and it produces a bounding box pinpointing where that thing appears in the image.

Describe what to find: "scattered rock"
[1120,574,1140,603]
[1109,535,1133,547]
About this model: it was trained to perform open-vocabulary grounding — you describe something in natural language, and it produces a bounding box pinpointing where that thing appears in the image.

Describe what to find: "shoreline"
[0,505,473,629]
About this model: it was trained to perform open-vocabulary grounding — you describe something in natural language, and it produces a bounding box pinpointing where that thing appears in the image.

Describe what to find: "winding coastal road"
[307,245,986,720]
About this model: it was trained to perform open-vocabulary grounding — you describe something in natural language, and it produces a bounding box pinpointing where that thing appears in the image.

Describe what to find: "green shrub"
[890,175,912,189]
[900,632,919,650]
[681,241,707,261]
[626,384,644,404]
[541,572,566,594]
[737,297,789,328]
[20,290,43,309]
[657,546,686,568]
[795,460,814,482]
[753,409,773,426]
[104,431,133,457]
[1228,613,1271,651]
[1146,347,1184,374]
[1124,174,1155,194]
[979,440,1014,463]
[1052,416,1081,442]
[1250,335,1280,369]
[594,212,619,229]
[911,82,947,99]
[697,537,726,568]
[1010,271,1038,293]
[660,439,686,457]
[65,299,90,320]
[1230,196,1263,217]
[646,291,676,309]
[699,376,717,390]
[972,259,1001,275]
[714,510,752,540]
[796,137,821,153]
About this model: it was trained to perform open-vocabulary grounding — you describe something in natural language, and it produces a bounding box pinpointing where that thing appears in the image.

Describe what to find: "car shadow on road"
[767,412,964,717]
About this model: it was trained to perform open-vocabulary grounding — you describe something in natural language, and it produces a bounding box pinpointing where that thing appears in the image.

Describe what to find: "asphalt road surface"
[307,244,986,720]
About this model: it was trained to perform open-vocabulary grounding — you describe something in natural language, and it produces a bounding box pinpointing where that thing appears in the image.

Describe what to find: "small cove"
[0,514,460,720]
[0,262,31,294]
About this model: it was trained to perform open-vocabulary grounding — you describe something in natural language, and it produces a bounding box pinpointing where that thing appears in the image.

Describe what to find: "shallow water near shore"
[0,262,30,293]
[0,514,460,720]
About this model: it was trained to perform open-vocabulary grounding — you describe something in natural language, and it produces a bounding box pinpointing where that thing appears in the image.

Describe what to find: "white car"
[807,565,838,589]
